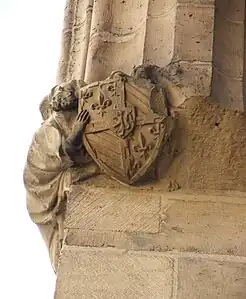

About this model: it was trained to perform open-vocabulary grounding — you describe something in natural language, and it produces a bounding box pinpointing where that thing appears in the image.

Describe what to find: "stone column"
[57,0,246,110]
[84,0,149,82]
[57,0,215,103]
[212,0,246,111]
[164,0,215,100]
[57,0,94,83]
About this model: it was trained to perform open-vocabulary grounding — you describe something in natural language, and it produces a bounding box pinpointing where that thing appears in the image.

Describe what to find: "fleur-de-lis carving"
[133,132,153,159]
[149,122,165,140]
[91,92,112,117]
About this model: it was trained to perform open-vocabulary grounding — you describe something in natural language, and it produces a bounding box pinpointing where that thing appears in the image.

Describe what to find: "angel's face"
[51,86,78,111]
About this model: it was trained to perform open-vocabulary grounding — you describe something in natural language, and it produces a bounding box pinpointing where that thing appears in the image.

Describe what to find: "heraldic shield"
[79,71,172,185]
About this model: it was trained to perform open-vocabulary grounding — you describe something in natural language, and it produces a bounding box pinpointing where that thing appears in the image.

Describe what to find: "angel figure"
[23,80,99,272]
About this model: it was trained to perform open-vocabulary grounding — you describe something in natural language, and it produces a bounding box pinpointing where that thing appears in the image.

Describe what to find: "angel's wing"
[39,95,51,121]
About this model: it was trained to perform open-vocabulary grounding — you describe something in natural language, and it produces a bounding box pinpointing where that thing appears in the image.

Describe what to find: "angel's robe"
[23,112,98,272]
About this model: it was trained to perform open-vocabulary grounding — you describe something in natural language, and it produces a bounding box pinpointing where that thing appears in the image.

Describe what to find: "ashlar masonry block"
[55,247,176,299]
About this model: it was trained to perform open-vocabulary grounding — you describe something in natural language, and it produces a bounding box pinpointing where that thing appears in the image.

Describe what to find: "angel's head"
[49,81,78,112]
[39,80,87,120]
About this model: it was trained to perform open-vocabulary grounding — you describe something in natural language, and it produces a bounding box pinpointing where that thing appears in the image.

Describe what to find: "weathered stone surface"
[160,194,246,256]
[144,0,177,66]
[212,68,244,110]
[57,0,217,106]
[178,257,246,299]
[164,61,212,98]
[65,187,246,257]
[58,0,245,110]
[55,247,176,299]
[65,187,160,233]
[213,20,244,79]
[82,97,246,192]
[174,5,214,62]
[212,0,245,110]
[178,0,214,3]
[48,1,246,298]
[21,1,246,299]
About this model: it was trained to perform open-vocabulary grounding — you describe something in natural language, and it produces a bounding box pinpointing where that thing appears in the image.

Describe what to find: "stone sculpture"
[23,70,175,270]
[79,70,175,184]
[23,79,99,272]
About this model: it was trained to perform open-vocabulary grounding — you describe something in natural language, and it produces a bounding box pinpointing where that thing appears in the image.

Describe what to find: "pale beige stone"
[58,0,93,82]
[178,258,246,299]
[26,0,246,298]
[212,67,244,111]
[82,96,246,192]
[160,195,246,256]
[57,0,246,110]
[84,0,149,82]
[57,0,217,107]
[144,0,177,66]
[163,61,212,98]
[213,20,244,79]
[212,0,245,109]
[174,5,214,62]
[178,0,214,3]
[23,80,92,272]
[55,247,176,299]
[64,188,246,256]
[65,187,160,233]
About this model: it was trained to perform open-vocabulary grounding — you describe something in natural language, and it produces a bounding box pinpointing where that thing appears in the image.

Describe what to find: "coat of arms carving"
[79,71,174,185]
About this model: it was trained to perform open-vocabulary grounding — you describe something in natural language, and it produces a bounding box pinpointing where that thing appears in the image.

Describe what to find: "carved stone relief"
[79,71,175,184]
[23,68,175,270]
[23,79,99,272]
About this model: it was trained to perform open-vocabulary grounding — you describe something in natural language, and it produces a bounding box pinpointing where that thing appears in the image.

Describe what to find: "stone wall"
[55,186,246,299]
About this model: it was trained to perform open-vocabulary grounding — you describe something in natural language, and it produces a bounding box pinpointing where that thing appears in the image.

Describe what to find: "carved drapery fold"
[57,0,94,83]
